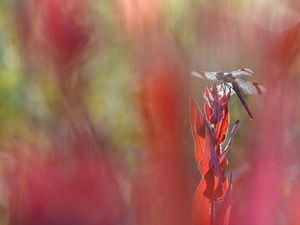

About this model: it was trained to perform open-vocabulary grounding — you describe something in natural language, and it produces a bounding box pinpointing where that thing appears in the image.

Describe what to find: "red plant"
[16,0,94,77]
[190,83,240,225]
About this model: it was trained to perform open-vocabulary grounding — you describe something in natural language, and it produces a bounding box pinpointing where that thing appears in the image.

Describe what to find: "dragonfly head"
[215,71,225,80]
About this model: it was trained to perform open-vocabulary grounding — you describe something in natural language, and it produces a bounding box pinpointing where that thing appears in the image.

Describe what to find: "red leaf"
[197,128,223,196]
[197,145,211,176]
[192,168,215,225]
[206,129,223,199]
[190,96,209,163]
[197,127,212,175]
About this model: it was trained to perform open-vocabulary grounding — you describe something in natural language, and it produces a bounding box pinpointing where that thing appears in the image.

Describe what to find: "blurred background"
[0,0,299,224]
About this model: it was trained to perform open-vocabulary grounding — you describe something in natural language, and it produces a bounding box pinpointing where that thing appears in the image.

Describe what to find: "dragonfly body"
[191,68,267,119]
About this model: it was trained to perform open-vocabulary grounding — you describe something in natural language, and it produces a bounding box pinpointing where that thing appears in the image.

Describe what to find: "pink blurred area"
[1,0,300,225]
[4,148,126,225]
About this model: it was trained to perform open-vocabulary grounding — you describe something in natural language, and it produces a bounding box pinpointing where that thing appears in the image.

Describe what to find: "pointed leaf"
[223,119,240,152]
[190,96,210,163]
[219,148,229,166]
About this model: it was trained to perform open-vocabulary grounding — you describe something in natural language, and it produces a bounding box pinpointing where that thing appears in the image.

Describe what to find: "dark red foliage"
[42,0,92,66]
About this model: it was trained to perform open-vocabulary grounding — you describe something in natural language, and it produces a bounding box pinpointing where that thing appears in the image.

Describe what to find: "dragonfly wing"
[191,71,218,80]
[191,71,205,79]
[216,83,235,96]
[231,68,254,77]
[235,79,267,95]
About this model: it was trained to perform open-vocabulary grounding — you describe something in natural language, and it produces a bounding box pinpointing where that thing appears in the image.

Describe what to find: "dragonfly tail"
[233,83,254,119]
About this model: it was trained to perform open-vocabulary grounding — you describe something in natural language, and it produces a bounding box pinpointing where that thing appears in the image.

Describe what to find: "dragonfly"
[191,68,267,119]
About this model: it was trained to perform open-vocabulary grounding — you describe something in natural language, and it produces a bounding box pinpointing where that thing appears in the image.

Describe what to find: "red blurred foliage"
[115,1,196,225]
[131,50,193,225]
[42,0,93,68]
[4,148,126,225]
[190,84,239,225]
[16,0,94,75]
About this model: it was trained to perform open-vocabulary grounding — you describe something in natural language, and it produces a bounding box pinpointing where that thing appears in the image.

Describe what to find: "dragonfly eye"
[216,71,224,80]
